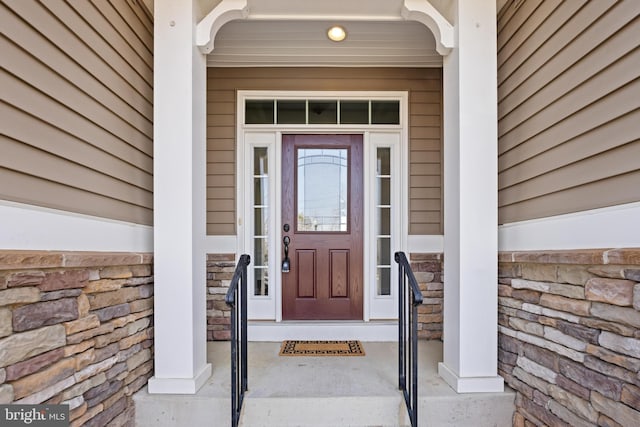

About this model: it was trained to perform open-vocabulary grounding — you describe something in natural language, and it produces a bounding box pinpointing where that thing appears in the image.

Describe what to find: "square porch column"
[439,0,504,393]
[148,0,210,393]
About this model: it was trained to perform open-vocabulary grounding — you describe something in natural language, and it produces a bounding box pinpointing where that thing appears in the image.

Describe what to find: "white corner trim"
[196,0,249,54]
[499,202,640,251]
[407,235,444,253]
[147,363,212,394]
[438,362,505,393]
[401,0,454,55]
[0,200,153,252]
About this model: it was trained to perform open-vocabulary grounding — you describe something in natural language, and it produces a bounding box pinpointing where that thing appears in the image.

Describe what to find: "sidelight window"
[253,147,269,296]
[375,147,392,296]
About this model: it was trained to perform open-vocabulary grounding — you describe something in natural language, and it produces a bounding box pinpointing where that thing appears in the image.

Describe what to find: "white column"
[148,0,210,394]
[438,0,504,393]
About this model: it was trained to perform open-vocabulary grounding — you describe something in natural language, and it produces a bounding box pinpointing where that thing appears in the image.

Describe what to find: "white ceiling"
[207,20,440,67]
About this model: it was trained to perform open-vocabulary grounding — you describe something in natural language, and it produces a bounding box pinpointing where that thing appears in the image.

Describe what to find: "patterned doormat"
[279,340,365,356]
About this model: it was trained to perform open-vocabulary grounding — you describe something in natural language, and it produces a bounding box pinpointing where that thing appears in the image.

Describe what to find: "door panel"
[330,250,349,298]
[282,134,363,320]
[296,250,316,298]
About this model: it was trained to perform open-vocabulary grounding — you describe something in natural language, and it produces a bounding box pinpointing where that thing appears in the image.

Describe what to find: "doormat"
[279,340,365,356]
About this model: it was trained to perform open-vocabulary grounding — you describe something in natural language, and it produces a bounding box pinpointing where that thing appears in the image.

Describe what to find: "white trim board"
[236,91,410,323]
[206,234,442,255]
[205,236,237,254]
[0,200,153,252]
[498,202,640,251]
[248,321,397,342]
[407,235,443,253]
[147,363,212,395]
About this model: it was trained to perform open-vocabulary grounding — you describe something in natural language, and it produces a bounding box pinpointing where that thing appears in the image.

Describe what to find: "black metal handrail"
[225,254,251,427]
[395,251,423,427]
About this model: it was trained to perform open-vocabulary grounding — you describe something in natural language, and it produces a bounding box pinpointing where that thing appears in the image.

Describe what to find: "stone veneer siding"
[206,253,443,341]
[411,253,443,340]
[0,251,154,427]
[498,248,640,427]
[206,254,234,341]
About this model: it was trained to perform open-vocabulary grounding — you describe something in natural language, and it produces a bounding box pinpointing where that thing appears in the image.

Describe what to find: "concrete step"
[419,391,516,427]
[239,395,411,427]
[238,392,515,427]
[134,341,515,427]
[134,387,515,427]
[134,392,228,427]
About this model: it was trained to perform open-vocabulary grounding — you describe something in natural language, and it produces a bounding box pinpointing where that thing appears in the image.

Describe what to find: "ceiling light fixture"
[327,25,347,42]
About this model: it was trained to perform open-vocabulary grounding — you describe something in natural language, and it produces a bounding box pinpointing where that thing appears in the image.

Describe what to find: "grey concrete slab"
[135,341,515,427]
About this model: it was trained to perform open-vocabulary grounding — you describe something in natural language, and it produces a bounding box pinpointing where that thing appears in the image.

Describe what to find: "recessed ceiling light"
[327,25,347,42]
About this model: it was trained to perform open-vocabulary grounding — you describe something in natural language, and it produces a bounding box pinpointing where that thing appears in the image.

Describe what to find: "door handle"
[282,235,291,273]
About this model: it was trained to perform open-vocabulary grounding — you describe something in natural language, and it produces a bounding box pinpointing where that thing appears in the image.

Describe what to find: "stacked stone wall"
[0,251,154,427]
[410,253,443,340]
[498,249,640,427]
[206,254,234,341]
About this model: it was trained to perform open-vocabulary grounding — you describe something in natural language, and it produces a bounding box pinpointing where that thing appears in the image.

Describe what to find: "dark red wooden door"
[282,134,363,320]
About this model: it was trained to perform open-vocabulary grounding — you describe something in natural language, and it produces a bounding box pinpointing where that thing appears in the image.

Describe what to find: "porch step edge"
[419,388,516,427]
[239,395,411,427]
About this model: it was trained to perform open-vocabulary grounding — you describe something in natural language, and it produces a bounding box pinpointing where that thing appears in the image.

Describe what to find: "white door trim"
[236,91,409,334]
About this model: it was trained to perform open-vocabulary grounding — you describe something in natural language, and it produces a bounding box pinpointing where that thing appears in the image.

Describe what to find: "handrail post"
[241,257,248,396]
[395,251,422,427]
[411,289,419,427]
[398,259,405,391]
[225,254,251,427]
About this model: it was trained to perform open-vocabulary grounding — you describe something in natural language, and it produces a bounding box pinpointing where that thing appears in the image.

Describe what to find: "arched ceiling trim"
[401,0,454,55]
[197,0,249,54]
[196,0,454,56]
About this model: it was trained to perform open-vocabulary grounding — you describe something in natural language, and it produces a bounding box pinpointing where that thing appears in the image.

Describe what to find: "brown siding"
[497,0,640,224]
[1,0,153,225]
[207,67,443,235]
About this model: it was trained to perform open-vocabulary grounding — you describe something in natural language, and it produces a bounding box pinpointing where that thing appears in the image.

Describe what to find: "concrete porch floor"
[134,341,515,426]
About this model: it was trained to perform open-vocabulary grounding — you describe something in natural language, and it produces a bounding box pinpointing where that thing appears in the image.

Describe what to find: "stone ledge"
[409,252,443,261]
[499,249,640,266]
[206,253,235,262]
[0,251,153,271]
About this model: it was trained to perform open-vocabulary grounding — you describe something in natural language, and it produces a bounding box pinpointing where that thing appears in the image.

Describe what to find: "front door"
[281,134,363,320]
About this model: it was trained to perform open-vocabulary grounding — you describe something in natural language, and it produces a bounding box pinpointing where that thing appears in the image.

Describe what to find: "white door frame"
[236,91,408,338]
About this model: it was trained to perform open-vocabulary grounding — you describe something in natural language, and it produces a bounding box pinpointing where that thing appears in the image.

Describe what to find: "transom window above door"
[245,99,400,125]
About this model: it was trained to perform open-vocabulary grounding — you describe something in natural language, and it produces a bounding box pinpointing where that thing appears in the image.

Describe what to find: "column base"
[438,362,504,393]
[147,363,212,394]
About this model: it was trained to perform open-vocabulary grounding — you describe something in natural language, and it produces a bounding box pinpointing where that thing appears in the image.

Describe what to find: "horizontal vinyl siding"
[0,0,153,225]
[206,67,442,236]
[408,87,442,235]
[497,0,640,224]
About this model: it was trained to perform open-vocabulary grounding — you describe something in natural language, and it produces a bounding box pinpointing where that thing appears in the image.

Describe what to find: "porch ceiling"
[197,0,442,68]
[207,19,441,68]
